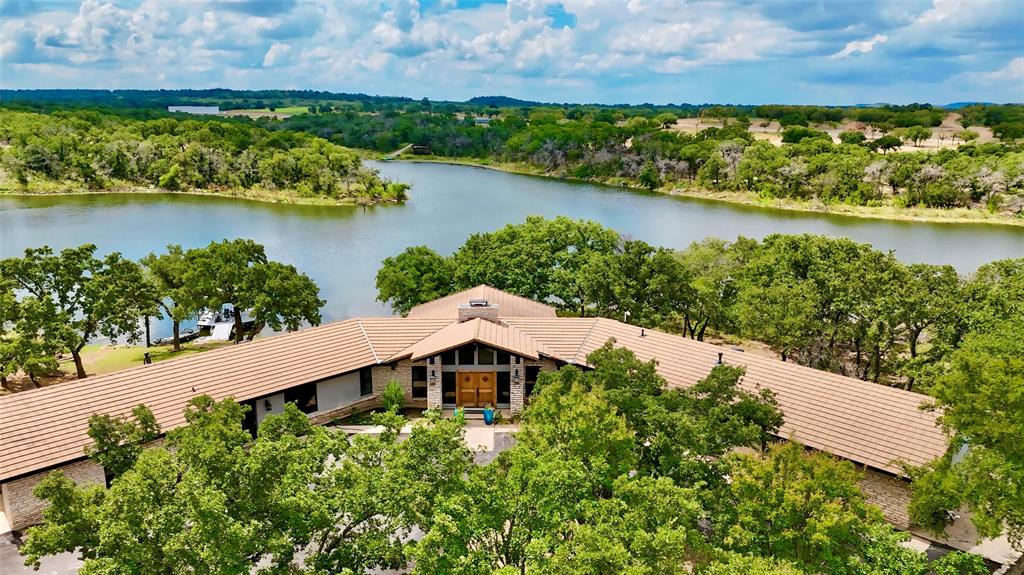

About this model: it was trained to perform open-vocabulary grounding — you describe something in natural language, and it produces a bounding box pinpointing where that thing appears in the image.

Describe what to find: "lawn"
[67,341,234,376]
[222,106,309,116]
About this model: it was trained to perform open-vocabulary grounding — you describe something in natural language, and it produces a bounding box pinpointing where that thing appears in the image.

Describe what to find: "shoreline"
[0,183,402,208]
[387,155,1024,227]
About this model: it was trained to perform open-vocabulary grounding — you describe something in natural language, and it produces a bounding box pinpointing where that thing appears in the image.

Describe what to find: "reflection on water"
[3,161,1023,339]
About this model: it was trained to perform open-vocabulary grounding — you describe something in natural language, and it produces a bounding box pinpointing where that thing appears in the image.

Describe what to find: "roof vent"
[717,352,724,365]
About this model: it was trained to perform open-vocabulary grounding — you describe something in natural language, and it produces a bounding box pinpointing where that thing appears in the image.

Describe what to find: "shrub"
[382,379,405,413]
[781,126,830,144]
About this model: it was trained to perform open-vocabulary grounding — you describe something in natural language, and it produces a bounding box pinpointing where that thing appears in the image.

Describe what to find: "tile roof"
[0,318,448,482]
[0,287,948,481]
[505,317,948,474]
[387,317,560,362]
[406,285,557,319]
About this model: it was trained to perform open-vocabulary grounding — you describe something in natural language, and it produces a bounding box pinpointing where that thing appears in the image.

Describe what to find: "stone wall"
[859,468,912,529]
[372,362,413,399]
[509,354,525,415]
[2,458,105,531]
[427,355,443,410]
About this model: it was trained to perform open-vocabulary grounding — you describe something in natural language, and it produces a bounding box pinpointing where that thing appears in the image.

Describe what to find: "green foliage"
[909,320,1024,548]
[186,239,324,342]
[715,441,889,575]
[781,125,830,143]
[1,244,156,379]
[581,239,693,327]
[930,551,989,575]
[23,397,473,574]
[698,553,805,575]
[141,244,203,351]
[637,159,661,189]
[839,130,868,145]
[84,405,162,477]
[381,379,405,412]
[375,245,454,315]
[0,109,395,203]
[0,273,62,387]
[517,378,635,493]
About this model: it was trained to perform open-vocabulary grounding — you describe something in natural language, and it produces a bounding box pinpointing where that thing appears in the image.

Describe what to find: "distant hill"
[466,96,547,107]
[945,101,995,109]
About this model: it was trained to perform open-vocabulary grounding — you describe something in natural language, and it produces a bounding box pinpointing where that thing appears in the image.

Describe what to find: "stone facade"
[426,355,443,410]
[2,458,106,531]
[509,354,525,415]
[859,468,912,529]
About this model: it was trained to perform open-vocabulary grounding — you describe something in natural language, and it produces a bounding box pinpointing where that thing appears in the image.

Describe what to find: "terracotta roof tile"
[0,288,948,481]
[406,285,557,319]
[387,318,561,362]
[0,318,449,481]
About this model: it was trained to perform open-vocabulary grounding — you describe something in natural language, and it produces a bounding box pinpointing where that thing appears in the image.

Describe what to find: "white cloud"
[964,57,1024,84]
[830,33,888,58]
[262,42,291,67]
[1,0,1022,104]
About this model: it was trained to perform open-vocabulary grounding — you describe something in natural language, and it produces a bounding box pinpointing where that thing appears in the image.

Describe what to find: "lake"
[2,160,1022,339]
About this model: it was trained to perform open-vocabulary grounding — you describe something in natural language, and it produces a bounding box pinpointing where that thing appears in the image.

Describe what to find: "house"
[0,286,1020,571]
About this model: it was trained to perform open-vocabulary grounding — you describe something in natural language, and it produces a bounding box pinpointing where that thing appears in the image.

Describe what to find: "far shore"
[387,155,1024,227]
[0,181,402,208]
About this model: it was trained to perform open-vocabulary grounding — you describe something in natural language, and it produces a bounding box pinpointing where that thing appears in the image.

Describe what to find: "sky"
[1,0,1023,105]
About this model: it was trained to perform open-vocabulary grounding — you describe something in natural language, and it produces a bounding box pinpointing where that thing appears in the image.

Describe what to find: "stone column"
[427,355,443,410]
[510,355,525,415]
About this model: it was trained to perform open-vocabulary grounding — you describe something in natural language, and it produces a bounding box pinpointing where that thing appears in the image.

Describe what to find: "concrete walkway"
[0,533,81,575]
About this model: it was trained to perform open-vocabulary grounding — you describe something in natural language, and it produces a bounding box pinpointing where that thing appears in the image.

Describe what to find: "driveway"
[1,532,81,575]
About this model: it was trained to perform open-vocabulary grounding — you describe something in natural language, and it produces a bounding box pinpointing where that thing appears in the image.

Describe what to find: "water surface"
[2,161,1022,339]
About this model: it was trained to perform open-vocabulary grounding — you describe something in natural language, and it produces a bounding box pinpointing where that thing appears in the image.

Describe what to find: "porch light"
[512,368,521,384]
[429,369,437,385]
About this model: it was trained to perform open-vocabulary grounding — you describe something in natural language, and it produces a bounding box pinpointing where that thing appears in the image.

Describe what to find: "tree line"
[377,217,1023,391]
[19,343,992,574]
[0,109,408,203]
[0,239,323,386]
[269,107,1024,212]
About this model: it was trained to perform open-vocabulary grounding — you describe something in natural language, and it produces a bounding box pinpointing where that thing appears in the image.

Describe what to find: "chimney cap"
[467,299,490,307]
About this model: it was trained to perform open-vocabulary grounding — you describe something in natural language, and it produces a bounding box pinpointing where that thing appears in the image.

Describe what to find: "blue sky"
[2,0,1022,105]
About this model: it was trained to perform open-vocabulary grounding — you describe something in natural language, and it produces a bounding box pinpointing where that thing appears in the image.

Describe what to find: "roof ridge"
[357,319,381,364]
[571,317,602,364]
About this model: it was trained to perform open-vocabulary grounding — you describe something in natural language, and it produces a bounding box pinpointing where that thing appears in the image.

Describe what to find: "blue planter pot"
[483,408,494,425]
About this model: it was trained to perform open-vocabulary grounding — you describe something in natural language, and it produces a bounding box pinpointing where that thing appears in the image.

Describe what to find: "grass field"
[221,106,308,117]
[67,341,235,376]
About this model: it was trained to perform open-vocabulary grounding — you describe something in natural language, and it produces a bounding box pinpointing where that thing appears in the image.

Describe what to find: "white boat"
[196,306,255,340]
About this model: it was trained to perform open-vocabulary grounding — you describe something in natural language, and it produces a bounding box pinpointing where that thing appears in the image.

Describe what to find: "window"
[442,372,457,404]
[497,350,510,365]
[284,382,318,414]
[241,399,257,437]
[441,349,456,365]
[477,346,495,365]
[360,368,373,396]
[497,371,510,404]
[457,344,475,365]
[525,366,541,401]
[412,366,428,398]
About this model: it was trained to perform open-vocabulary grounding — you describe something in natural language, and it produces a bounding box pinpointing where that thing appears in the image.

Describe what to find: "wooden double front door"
[457,371,496,407]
